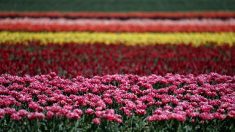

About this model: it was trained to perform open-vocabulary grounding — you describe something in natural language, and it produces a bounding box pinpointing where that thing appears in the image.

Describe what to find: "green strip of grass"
[0,0,234,12]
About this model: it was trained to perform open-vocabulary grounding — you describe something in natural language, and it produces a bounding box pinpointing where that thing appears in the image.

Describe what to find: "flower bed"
[0,73,234,131]
[0,10,235,131]
[0,44,234,77]
[0,18,235,32]
[1,32,235,46]
[0,11,234,19]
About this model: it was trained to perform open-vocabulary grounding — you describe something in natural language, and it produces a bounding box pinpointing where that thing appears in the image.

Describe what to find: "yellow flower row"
[0,32,235,46]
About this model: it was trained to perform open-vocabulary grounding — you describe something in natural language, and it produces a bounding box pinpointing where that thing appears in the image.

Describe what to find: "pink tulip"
[92,118,101,125]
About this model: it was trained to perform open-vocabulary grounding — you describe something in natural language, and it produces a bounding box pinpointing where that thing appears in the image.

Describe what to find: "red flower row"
[0,73,234,123]
[1,23,235,32]
[0,12,234,19]
[0,43,234,77]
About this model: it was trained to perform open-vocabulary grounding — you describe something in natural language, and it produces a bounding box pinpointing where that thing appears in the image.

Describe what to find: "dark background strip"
[0,0,235,12]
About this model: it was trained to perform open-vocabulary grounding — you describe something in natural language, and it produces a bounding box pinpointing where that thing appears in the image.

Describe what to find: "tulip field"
[0,0,235,131]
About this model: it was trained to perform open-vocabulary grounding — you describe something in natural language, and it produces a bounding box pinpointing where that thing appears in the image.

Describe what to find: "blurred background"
[0,0,234,12]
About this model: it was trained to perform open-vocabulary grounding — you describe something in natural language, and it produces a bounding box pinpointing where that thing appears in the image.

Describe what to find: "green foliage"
[0,0,234,12]
[0,117,234,132]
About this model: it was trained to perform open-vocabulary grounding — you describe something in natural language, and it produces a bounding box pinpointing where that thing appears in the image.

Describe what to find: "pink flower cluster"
[0,73,234,124]
[2,18,235,26]
[1,18,235,32]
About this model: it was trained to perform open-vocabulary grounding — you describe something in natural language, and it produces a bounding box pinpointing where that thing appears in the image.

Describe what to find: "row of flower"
[1,32,235,46]
[1,18,235,32]
[0,44,234,77]
[0,73,234,127]
[0,11,234,131]
[0,11,234,19]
